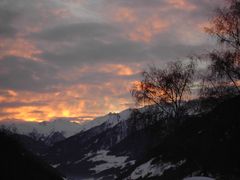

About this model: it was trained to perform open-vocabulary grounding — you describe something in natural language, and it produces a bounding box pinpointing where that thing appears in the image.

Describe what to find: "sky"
[0,0,223,122]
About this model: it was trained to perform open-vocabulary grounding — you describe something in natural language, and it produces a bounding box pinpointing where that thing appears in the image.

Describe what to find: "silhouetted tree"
[131,61,195,119]
[204,0,240,94]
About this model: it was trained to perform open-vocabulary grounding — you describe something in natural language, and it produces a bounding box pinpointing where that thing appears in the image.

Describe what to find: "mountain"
[6,97,239,179]
[0,118,84,138]
[41,106,175,179]
[39,96,240,180]
[13,133,50,155]
[0,109,133,139]
[118,96,240,180]
[43,108,146,179]
[0,109,136,157]
[0,131,65,180]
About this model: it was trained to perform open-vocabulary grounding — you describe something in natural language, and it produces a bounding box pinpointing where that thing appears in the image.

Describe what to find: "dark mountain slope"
[13,133,49,155]
[120,96,240,179]
[44,118,132,178]
[0,132,64,180]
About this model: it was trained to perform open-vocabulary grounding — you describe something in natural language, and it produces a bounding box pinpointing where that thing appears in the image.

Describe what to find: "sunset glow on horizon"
[0,0,223,122]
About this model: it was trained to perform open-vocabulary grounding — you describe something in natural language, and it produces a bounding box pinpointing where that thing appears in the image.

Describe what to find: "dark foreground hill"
[0,131,64,180]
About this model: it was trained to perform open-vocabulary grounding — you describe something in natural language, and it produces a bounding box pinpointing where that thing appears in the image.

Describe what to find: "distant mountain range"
[0,118,84,138]
[0,109,133,138]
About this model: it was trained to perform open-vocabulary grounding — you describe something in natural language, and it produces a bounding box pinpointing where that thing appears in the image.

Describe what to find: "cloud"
[0,101,47,108]
[0,80,135,121]
[0,57,60,92]
[0,0,222,121]
[0,8,19,37]
[40,39,149,66]
[114,7,137,22]
[33,22,117,42]
[127,17,169,42]
[0,37,43,61]
[168,0,196,11]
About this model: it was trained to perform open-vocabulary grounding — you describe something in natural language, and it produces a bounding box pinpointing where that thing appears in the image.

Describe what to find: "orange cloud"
[57,64,138,83]
[100,64,135,76]
[115,8,137,23]
[7,90,18,97]
[0,76,137,122]
[0,37,43,61]
[168,0,196,11]
[197,21,211,32]
[0,91,92,122]
[112,6,169,43]
[128,17,169,42]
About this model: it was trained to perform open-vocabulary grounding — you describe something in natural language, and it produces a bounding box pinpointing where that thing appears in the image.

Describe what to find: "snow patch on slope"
[183,177,215,180]
[88,150,135,174]
[51,163,61,168]
[128,159,186,180]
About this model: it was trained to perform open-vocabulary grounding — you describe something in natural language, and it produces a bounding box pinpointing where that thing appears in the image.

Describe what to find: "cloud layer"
[0,0,223,121]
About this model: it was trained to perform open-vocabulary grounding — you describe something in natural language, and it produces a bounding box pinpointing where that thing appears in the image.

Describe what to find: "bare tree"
[131,61,195,118]
[204,0,240,93]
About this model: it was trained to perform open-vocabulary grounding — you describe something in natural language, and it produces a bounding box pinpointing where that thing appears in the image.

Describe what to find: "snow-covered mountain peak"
[78,108,133,132]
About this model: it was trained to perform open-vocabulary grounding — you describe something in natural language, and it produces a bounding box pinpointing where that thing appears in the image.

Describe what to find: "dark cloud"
[0,101,47,108]
[32,20,150,66]
[33,22,118,41]
[29,0,219,68]
[0,56,138,92]
[0,112,19,117]
[102,0,166,9]
[148,41,213,61]
[74,71,138,85]
[41,39,149,66]
[0,57,61,92]
[30,110,45,115]
[110,0,221,11]
[0,7,19,37]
